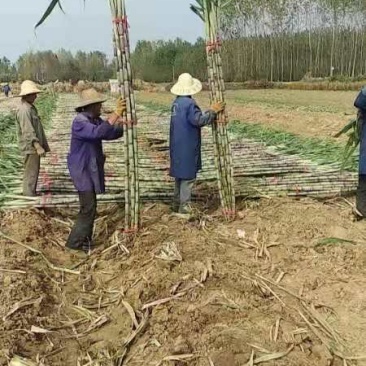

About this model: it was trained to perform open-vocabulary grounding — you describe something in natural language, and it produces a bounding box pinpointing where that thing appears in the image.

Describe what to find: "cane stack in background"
[109,0,140,231]
[191,0,235,218]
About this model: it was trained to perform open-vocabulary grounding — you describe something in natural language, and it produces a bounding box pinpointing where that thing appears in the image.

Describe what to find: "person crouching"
[66,88,126,253]
[169,73,225,216]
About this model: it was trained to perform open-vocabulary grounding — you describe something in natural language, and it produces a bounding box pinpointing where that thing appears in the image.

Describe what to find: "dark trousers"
[356,175,366,216]
[66,191,97,249]
[174,178,195,212]
[23,154,40,196]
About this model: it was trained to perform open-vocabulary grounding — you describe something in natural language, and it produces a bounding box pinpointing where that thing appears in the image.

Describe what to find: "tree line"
[2,0,366,84]
[0,50,115,83]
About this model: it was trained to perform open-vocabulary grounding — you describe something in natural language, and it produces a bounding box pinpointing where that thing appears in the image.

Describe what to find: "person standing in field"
[169,73,225,217]
[3,83,11,97]
[66,88,126,253]
[354,87,366,219]
[15,80,50,196]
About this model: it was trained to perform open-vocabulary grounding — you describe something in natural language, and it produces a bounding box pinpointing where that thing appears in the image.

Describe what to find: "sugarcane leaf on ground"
[229,120,358,171]
[315,237,356,248]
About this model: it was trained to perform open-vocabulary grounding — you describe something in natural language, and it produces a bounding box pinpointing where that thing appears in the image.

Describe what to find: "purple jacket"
[67,112,123,193]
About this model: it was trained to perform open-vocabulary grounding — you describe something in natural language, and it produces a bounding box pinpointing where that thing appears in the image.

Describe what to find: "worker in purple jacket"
[66,88,126,253]
[170,73,225,216]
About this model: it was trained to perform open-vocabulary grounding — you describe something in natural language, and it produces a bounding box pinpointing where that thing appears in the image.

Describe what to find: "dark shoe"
[171,201,180,213]
[82,239,97,254]
[179,204,193,214]
[172,204,193,220]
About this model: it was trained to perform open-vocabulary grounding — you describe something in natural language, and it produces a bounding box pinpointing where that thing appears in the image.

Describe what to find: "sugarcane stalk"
[109,0,140,231]
[191,0,235,218]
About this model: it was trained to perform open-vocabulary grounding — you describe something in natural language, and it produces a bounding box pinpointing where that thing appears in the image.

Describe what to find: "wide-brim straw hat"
[76,88,107,109]
[18,80,42,97]
[171,73,202,96]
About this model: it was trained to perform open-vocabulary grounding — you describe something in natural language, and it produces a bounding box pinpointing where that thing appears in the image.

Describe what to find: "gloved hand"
[34,142,45,157]
[115,97,127,116]
[210,101,225,113]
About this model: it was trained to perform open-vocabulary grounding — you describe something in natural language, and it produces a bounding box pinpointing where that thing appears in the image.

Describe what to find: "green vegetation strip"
[0,93,57,205]
[138,100,357,172]
[138,100,171,114]
[229,121,357,171]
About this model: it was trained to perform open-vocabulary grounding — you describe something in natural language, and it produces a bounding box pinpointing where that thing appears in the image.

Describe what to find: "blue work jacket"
[67,112,123,193]
[360,114,366,174]
[169,96,216,180]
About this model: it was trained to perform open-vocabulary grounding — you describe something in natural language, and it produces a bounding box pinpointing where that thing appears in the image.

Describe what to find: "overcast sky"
[0,0,203,62]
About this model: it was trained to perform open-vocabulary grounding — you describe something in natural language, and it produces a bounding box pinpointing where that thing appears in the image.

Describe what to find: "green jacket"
[16,100,50,155]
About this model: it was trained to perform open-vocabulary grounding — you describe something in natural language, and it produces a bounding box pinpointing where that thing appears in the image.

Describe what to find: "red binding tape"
[206,38,222,53]
[113,16,129,31]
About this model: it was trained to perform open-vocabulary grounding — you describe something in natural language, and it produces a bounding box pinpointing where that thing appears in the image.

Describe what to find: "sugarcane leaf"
[334,119,356,138]
[35,0,62,28]
[315,237,356,248]
[190,4,205,20]
[58,1,65,13]
[341,143,358,170]
[221,0,234,8]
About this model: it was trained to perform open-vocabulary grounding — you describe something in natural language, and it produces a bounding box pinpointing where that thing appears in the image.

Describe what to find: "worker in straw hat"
[169,73,225,216]
[66,88,126,253]
[15,80,50,196]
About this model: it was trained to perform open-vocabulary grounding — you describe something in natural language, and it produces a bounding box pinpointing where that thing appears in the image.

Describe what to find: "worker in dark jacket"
[169,73,225,215]
[66,88,126,252]
[3,83,11,97]
[354,87,366,219]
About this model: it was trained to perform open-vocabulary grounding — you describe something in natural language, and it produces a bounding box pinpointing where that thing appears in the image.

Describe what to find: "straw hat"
[18,80,42,97]
[76,88,107,109]
[170,73,202,96]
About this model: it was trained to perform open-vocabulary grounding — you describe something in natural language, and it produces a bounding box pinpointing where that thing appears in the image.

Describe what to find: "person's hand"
[210,101,225,113]
[107,113,124,126]
[34,142,45,157]
[115,97,127,116]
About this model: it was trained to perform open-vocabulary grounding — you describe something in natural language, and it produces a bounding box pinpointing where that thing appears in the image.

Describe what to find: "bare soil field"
[0,199,366,366]
[0,90,365,365]
[136,89,358,139]
[1,197,366,366]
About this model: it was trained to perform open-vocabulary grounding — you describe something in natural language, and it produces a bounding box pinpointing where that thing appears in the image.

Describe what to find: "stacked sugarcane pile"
[109,0,140,231]
[0,94,358,209]
[191,0,235,218]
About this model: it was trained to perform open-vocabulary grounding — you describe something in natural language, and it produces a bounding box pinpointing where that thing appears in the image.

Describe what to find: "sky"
[0,0,204,62]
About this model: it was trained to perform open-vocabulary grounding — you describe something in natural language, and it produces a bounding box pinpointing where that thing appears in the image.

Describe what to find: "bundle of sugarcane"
[109,0,140,232]
[334,116,362,169]
[190,0,235,219]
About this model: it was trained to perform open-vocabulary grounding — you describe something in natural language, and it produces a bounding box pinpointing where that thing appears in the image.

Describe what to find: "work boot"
[171,200,180,213]
[174,204,193,220]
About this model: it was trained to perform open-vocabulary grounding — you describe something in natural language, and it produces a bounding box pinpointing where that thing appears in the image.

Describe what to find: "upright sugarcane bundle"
[109,0,140,231]
[191,0,235,218]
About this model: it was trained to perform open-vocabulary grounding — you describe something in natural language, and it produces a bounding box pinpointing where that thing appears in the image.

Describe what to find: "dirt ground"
[136,89,358,139]
[1,196,366,366]
[0,96,18,114]
[1,89,365,365]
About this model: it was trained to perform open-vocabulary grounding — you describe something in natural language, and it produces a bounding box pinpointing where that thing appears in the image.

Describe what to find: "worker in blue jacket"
[3,83,11,97]
[169,73,225,215]
[66,88,126,252]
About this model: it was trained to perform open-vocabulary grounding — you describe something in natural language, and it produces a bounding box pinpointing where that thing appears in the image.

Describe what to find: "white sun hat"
[75,88,107,109]
[170,73,202,96]
[18,80,42,97]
